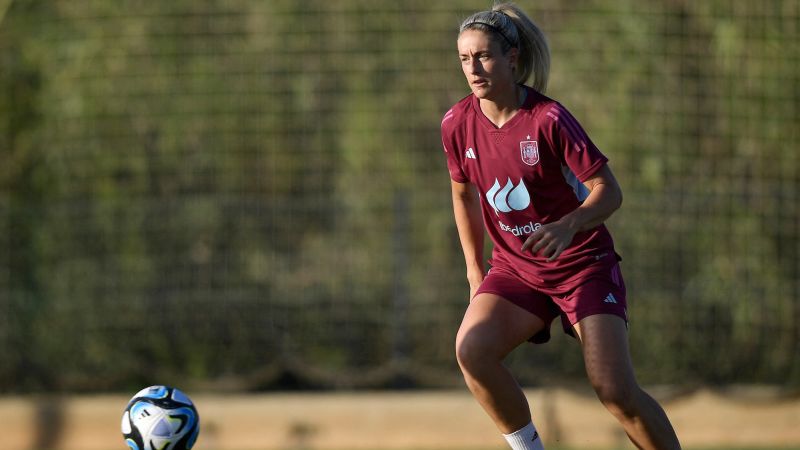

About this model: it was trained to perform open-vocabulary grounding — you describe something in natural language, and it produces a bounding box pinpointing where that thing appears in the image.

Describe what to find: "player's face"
[457,29,517,101]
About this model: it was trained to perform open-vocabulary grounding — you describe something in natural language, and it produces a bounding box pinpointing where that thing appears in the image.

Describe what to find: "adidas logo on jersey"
[465,147,477,159]
[604,293,618,304]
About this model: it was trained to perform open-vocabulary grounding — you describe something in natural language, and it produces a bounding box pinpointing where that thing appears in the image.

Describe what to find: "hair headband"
[465,20,516,48]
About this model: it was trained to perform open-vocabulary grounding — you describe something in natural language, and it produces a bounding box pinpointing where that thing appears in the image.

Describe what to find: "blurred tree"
[0,0,796,391]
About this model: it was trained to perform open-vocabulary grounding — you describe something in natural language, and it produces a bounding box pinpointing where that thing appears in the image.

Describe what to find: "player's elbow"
[612,184,623,211]
[595,181,622,213]
[602,175,623,212]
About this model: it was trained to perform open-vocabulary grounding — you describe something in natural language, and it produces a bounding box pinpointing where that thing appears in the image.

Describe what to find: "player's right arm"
[451,180,485,300]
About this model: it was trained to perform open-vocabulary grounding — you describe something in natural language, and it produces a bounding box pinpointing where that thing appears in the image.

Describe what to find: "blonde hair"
[459,2,550,92]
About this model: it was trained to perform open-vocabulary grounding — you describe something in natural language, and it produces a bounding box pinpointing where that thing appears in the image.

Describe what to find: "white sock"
[503,422,545,450]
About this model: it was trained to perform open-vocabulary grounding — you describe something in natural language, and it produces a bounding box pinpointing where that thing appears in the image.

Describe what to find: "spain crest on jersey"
[520,140,539,166]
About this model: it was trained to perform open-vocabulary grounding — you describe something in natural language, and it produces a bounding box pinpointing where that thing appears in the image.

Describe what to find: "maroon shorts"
[474,260,627,344]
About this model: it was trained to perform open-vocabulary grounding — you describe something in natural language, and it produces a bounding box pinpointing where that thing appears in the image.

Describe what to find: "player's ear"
[508,47,519,71]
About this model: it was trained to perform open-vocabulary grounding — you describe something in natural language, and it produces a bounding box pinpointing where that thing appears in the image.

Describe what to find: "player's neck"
[479,85,526,128]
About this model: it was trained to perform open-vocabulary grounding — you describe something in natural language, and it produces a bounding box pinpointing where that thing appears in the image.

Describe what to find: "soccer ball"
[121,385,200,450]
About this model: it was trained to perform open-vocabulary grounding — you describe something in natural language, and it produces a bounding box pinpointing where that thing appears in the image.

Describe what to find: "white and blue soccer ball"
[121,385,200,450]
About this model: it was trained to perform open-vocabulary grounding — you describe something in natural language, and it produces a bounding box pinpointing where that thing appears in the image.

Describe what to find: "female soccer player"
[440,3,681,450]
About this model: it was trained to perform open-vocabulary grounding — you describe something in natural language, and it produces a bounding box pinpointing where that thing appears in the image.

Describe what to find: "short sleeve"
[544,103,608,182]
[441,110,469,183]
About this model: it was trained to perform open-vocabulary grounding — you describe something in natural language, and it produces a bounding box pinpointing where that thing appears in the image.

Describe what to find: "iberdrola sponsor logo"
[499,219,542,237]
[486,177,539,236]
[486,177,530,214]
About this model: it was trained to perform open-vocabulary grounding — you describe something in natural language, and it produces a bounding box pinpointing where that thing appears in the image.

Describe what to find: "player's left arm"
[521,164,622,261]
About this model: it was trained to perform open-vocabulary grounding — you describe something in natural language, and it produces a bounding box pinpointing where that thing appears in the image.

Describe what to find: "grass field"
[266,447,800,450]
[113,446,800,450]
[45,446,800,450]
[2,389,799,450]
[538,445,800,449]
[378,448,800,450]
[542,446,800,449]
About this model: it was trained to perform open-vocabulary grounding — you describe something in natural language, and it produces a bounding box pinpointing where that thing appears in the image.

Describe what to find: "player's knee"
[592,379,639,419]
[454,328,496,375]
[454,330,479,372]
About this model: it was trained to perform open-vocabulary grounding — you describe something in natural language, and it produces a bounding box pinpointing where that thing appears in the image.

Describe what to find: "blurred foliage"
[0,0,797,392]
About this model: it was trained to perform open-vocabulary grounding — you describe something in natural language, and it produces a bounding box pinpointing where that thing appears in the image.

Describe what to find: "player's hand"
[520,219,577,261]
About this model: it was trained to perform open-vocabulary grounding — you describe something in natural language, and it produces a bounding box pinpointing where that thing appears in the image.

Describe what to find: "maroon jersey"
[441,86,617,285]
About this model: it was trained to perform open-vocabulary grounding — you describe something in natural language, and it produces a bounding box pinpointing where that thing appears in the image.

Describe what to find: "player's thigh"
[573,314,638,389]
[456,293,547,362]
